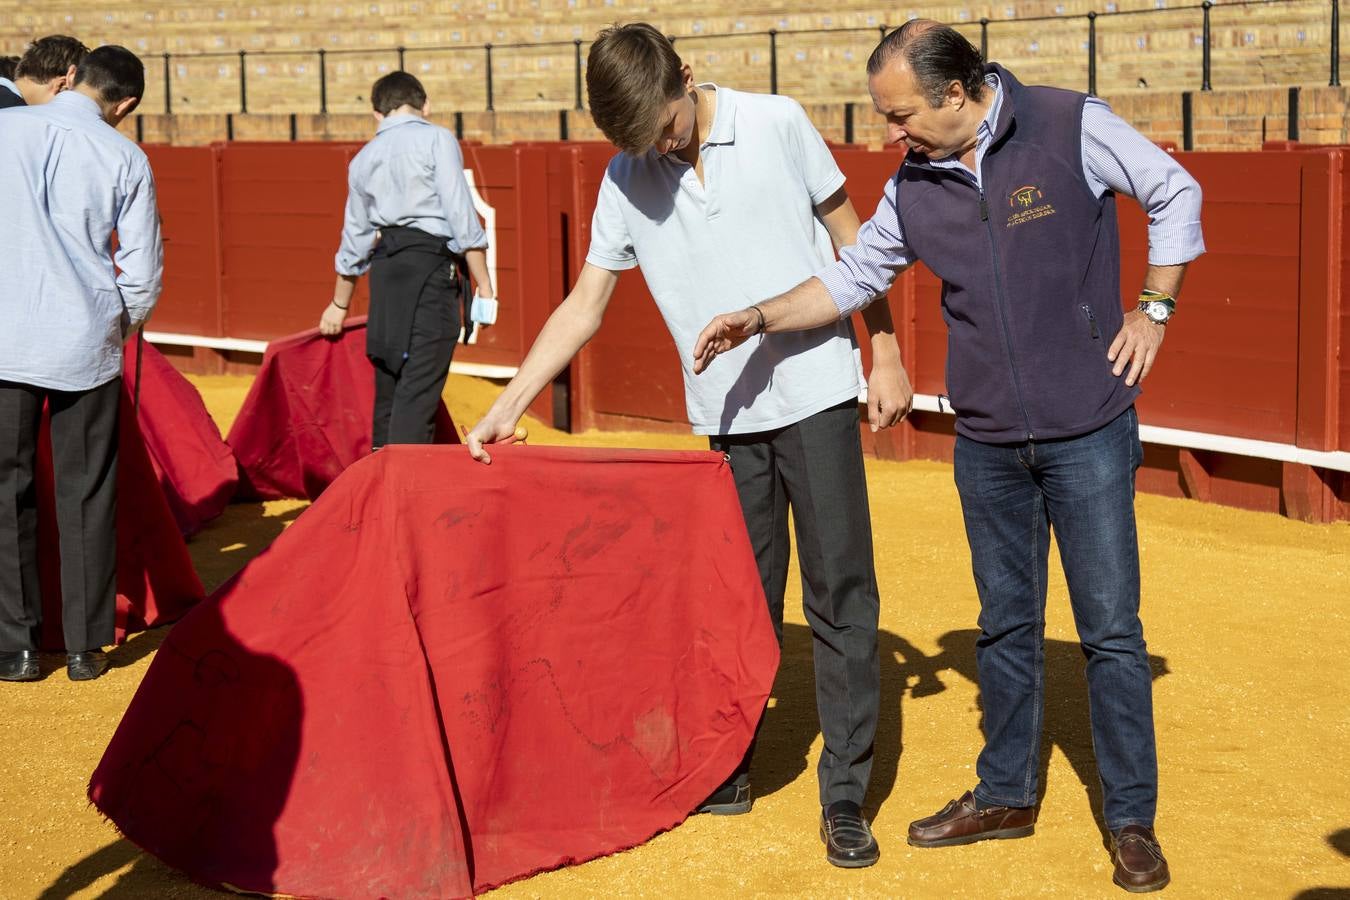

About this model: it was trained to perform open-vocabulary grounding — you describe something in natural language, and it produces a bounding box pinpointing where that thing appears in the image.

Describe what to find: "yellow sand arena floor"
[1,372,1347,899]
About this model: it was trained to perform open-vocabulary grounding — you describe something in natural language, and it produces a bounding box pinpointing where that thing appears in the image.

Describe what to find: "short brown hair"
[0,56,19,81]
[15,34,89,83]
[370,71,426,115]
[586,23,685,155]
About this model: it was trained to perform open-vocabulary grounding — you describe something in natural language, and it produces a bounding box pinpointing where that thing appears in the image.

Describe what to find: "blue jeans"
[954,406,1156,831]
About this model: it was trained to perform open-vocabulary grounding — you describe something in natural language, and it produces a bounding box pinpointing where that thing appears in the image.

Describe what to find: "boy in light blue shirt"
[320,71,495,448]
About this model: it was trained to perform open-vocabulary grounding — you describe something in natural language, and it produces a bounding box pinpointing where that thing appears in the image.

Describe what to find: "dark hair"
[867,20,985,107]
[370,71,427,115]
[586,23,686,155]
[73,45,144,103]
[0,56,18,80]
[14,34,89,83]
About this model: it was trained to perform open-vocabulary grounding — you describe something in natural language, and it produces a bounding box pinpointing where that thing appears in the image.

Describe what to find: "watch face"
[1144,301,1170,323]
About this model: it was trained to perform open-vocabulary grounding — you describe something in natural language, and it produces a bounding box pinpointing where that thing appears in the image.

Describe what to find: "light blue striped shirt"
[0,91,163,391]
[335,113,488,276]
[818,74,1206,316]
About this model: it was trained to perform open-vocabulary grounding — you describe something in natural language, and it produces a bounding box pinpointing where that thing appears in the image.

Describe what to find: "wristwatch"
[1138,290,1176,325]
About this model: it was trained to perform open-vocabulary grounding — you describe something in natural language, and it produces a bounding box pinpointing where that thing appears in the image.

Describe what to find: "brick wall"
[119,84,1350,150]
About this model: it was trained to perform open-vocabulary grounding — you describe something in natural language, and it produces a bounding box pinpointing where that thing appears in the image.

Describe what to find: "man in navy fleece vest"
[692,20,1203,894]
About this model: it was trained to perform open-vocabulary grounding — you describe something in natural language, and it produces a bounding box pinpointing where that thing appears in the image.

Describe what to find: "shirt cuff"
[584,250,638,271]
[1146,221,1206,267]
[816,261,871,319]
[808,170,847,206]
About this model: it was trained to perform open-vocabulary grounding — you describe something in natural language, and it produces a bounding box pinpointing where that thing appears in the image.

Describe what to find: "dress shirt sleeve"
[783,98,846,205]
[335,162,379,276]
[433,130,489,252]
[115,156,164,329]
[815,174,915,317]
[584,169,638,271]
[1081,97,1205,266]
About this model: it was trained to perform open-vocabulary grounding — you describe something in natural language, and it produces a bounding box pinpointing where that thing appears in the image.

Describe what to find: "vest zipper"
[978,184,1035,442]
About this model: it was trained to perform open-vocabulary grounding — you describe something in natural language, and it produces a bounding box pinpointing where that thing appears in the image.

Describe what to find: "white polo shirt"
[586,85,863,436]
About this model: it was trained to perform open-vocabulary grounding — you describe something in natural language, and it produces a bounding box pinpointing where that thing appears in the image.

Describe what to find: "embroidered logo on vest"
[1006,184,1056,228]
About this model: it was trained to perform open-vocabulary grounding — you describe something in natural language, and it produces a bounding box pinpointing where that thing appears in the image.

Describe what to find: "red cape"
[37,385,206,651]
[227,317,458,501]
[123,338,238,537]
[90,445,778,898]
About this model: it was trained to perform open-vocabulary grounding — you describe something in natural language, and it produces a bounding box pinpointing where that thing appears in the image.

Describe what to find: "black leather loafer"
[67,650,109,681]
[820,800,880,868]
[0,650,41,682]
[695,777,753,815]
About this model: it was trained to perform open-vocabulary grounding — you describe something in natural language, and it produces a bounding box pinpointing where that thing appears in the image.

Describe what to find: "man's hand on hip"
[1107,308,1166,387]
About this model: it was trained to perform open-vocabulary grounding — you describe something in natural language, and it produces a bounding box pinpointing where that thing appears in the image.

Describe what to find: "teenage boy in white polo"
[466,22,911,868]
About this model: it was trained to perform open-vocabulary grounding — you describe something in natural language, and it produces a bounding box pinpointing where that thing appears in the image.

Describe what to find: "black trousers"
[710,399,881,807]
[371,260,461,449]
[0,377,120,652]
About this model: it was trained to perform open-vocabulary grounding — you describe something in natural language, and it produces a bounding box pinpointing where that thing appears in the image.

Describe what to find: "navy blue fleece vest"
[897,64,1138,443]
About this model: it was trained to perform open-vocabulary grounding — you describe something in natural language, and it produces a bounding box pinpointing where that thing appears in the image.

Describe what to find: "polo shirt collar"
[701,83,735,145]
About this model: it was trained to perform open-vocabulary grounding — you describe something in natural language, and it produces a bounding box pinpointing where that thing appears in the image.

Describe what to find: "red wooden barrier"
[140,140,1348,521]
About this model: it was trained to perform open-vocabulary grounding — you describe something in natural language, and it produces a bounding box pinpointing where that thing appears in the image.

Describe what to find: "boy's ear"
[373,110,385,122]
[680,63,694,91]
[421,99,431,117]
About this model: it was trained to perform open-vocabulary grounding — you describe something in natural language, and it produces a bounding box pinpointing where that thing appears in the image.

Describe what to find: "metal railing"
[149,0,1341,116]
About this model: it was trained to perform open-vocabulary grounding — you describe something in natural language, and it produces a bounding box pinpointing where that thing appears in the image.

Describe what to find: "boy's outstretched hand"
[465,416,527,464]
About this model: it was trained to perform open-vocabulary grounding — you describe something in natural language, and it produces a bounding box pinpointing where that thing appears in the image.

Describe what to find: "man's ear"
[680,63,694,92]
[59,63,78,92]
[421,99,431,117]
[947,79,966,110]
[373,110,385,122]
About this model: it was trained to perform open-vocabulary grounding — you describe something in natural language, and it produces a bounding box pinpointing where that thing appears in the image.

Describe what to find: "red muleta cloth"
[123,338,238,537]
[36,385,206,651]
[90,444,779,899]
[226,316,458,501]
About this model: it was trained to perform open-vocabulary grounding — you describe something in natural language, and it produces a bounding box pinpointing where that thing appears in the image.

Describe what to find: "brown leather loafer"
[908,790,1035,847]
[1112,825,1170,892]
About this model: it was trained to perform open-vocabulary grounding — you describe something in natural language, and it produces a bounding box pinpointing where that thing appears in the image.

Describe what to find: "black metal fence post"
[844,101,854,144]
[559,108,569,140]
[1182,90,1194,150]
[318,48,327,114]
[980,18,989,59]
[1332,0,1341,86]
[136,116,144,142]
[769,29,779,94]
[1288,85,1301,139]
[238,50,248,114]
[1202,1,1213,90]
[162,52,172,115]
[1087,12,1097,96]
[454,110,464,139]
[878,24,888,41]
[398,45,406,71]
[484,44,494,111]
[574,39,584,110]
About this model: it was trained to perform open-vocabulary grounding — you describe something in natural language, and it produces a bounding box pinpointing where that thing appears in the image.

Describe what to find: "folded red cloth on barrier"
[37,385,206,651]
[226,317,458,501]
[123,338,238,537]
[90,444,778,898]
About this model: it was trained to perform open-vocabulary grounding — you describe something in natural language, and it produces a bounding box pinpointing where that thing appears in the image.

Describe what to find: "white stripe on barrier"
[143,331,520,381]
[905,392,1350,473]
[144,333,1349,472]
